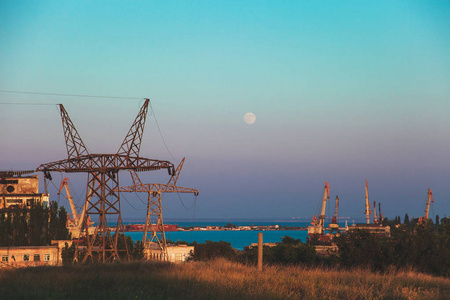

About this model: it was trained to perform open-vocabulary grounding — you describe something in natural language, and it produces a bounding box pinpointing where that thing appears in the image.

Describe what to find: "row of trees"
[0,201,70,246]
[189,218,450,277]
[336,218,450,276]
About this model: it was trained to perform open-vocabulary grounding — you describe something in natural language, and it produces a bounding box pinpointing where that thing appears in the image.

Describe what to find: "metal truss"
[36,99,175,263]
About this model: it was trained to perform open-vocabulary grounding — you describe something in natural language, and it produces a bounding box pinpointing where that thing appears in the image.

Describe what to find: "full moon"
[244,112,256,125]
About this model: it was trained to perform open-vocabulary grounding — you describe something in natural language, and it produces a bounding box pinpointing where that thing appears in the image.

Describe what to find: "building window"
[7,199,22,204]
[44,254,50,261]
[2,255,8,262]
[23,254,29,261]
[34,254,40,261]
[6,185,15,193]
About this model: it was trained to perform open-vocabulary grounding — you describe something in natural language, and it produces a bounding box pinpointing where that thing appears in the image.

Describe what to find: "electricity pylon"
[36,99,175,262]
[118,157,199,260]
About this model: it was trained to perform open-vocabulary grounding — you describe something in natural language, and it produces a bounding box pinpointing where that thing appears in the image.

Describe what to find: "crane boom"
[424,188,434,220]
[317,182,330,233]
[331,195,339,224]
[58,178,79,223]
[364,180,372,224]
[373,201,378,224]
[379,202,383,223]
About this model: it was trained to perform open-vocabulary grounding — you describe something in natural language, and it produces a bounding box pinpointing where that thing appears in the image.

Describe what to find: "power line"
[0,90,143,100]
[148,100,178,162]
[0,102,57,105]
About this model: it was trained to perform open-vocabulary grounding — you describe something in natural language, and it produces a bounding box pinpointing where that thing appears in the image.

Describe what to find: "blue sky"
[1,1,449,221]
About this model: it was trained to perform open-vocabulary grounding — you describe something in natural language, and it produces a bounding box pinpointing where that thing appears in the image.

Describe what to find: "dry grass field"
[1,259,449,299]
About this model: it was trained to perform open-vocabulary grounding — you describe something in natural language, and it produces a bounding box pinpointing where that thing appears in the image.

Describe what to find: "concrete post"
[257,232,263,271]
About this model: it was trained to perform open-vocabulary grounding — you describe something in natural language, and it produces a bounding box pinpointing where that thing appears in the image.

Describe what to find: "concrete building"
[0,245,60,269]
[145,242,194,263]
[0,240,72,269]
[348,224,391,237]
[0,173,49,209]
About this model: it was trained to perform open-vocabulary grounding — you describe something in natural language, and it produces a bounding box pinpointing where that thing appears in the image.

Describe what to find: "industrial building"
[0,240,71,269]
[0,172,49,209]
[145,242,193,263]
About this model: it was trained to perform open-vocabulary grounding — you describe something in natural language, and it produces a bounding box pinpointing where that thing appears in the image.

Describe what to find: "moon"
[244,112,256,125]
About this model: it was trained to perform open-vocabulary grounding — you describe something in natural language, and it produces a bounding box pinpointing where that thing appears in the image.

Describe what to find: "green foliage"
[193,240,237,261]
[61,242,76,265]
[114,233,134,260]
[132,240,145,260]
[404,213,410,227]
[240,236,316,266]
[335,223,450,276]
[224,223,237,229]
[0,201,69,247]
[335,229,394,271]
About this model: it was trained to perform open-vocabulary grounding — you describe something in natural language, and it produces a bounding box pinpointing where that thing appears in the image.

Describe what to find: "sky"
[1,1,450,222]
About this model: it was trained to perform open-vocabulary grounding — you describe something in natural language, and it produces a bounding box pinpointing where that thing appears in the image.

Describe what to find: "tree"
[404,214,410,227]
[132,240,145,260]
[114,233,134,260]
[224,223,237,229]
[193,240,237,261]
[56,206,70,240]
[334,229,395,271]
[61,242,76,265]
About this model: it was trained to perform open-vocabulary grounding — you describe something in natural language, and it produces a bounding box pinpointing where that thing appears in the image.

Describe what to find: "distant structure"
[308,182,330,236]
[117,157,199,261]
[364,180,372,224]
[0,171,49,210]
[348,181,390,237]
[36,99,175,263]
[418,188,434,224]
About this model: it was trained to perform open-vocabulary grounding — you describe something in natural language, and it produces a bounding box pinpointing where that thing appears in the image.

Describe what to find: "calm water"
[123,220,349,250]
[124,230,309,250]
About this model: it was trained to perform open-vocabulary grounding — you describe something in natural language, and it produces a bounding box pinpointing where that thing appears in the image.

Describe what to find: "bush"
[193,240,237,261]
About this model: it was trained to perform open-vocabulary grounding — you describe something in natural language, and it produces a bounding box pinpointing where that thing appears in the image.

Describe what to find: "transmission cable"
[0,102,57,106]
[0,90,142,99]
[148,100,178,163]
[121,192,141,211]
[176,192,196,210]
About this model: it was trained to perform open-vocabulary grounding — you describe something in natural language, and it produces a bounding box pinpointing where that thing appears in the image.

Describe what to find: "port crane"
[378,202,383,223]
[373,201,378,224]
[308,182,330,235]
[330,195,339,231]
[364,180,372,224]
[419,188,434,224]
[117,157,199,260]
[57,177,95,238]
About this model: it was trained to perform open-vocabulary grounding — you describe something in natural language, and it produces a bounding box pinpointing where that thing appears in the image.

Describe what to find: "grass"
[1,259,449,299]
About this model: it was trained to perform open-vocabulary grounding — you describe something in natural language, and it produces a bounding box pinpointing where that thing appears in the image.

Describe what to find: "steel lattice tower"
[36,99,175,262]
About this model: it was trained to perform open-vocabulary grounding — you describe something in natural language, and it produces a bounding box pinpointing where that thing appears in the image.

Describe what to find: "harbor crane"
[308,182,330,235]
[373,201,378,224]
[36,99,175,262]
[117,157,198,260]
[330,195,339,230]
[378,202,384,223]
[57,177,95,238]
[419,188,434,224]
[364,180,372,224]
